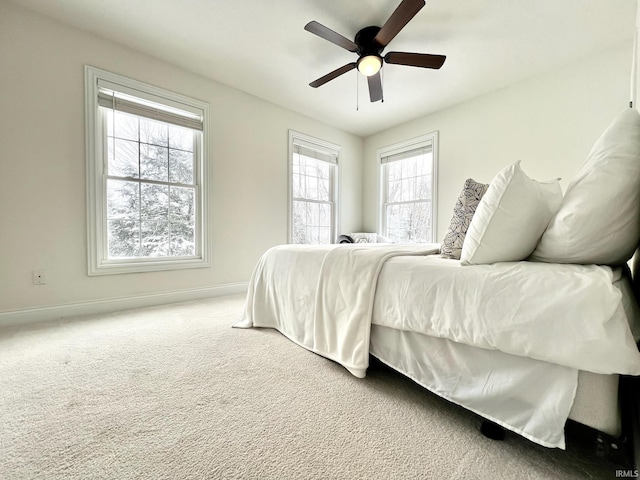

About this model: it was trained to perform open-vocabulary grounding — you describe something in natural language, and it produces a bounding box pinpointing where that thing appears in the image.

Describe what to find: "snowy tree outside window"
[289,132,339,244]
[105,110,197,258]
[380,133,438,244]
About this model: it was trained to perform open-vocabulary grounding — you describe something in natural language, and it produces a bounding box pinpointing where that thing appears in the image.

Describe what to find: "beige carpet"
[0,294,621,479]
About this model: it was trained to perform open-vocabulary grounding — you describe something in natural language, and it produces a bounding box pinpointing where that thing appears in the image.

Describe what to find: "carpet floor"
[0,294,624,479]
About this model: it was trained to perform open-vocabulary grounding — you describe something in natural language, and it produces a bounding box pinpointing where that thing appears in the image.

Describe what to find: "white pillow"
[530,108,640,265]
[460,161,562,265]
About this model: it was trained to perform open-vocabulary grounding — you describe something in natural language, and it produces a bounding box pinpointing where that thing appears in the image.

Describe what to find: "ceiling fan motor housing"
[355,26,384,58]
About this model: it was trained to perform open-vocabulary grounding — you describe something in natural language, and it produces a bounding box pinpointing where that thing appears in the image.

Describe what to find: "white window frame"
[288,130,340,244]
[85,66,211,275]
[377,132,439,243]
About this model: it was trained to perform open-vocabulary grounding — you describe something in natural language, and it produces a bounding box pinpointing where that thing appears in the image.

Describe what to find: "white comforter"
[372,255,640,375]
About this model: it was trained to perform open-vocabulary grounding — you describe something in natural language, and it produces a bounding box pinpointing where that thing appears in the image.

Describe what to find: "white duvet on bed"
[372,255,640,375]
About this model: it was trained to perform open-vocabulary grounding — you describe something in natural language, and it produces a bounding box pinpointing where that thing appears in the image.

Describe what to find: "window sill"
[88,257,209,276]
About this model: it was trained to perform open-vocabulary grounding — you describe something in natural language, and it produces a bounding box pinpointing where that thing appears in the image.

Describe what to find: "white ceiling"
[8,0,637,137]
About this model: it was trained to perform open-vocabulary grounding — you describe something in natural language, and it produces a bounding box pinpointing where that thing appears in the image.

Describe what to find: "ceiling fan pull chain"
[356,70,359,111]
[381,67,385,103]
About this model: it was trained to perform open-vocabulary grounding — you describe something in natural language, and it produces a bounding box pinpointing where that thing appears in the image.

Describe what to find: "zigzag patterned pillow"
[440,178,489,259]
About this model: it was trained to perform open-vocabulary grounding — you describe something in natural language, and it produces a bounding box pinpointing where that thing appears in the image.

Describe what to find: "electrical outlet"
[32,270,46,285]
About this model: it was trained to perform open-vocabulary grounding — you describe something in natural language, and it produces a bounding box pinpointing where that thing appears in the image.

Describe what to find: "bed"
[235,108,640,451]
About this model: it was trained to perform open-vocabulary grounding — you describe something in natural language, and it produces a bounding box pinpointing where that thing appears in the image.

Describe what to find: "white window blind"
[293,139,338,165]
[380,144,432,164]
[97,79,203,131]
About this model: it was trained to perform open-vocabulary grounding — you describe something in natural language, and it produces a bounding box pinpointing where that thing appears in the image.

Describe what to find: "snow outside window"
[289,132,340,244]
[380,133,438,243]
[85,66,210,275]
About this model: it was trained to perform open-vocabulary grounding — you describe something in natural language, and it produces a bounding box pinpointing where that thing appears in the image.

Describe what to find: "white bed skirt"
[370,325,623,445]
[369,324,579,448]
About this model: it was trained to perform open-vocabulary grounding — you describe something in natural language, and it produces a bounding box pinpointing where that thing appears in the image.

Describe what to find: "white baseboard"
[0,282,248,328]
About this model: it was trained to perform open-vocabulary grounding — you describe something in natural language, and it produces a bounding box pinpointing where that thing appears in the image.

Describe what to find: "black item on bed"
[337,234,354,244]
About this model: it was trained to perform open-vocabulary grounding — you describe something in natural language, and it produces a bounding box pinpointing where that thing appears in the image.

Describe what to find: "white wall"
[0,1,363,314]
[1,0,631,319]
[362,44,633,240]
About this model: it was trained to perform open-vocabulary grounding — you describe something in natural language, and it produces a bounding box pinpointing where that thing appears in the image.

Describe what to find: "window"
[85,66,210,275]
[289,131,340,244]
[379,133,438,243]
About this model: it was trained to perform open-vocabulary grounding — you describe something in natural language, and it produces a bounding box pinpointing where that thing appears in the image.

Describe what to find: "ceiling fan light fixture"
[357,55,382,76]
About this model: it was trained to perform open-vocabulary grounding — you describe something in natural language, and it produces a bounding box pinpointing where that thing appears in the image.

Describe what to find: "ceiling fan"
[305,0,446,103]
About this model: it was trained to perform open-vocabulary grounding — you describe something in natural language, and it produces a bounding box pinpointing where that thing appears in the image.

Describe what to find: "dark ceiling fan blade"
[374,0,425,47]
[309,63,357,88]
[367,72,383,102]
[304,21,359,52]
[385,52,446,69]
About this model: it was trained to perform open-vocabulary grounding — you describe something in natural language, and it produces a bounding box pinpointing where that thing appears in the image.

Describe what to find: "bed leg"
[480,420,505,441]
[595,432,628,462]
